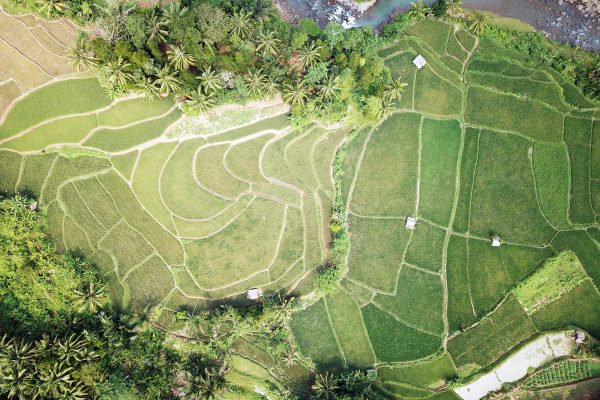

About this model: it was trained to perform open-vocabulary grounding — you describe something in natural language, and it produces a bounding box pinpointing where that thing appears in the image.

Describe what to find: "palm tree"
[163,2,188,28]
[408,0,429,19]
[264,77,279,99]
[198,66,222,93]
[383,77,408,103]
[184,87,216,114]
[104,57,133,87]
[147,9,168,42]
[75,280,105,313]
[245,69,267,97]
[468,10,489,35]
[319,74,340,100]
[136,76,161,98]
[312,372,339,400]
[36,0,67,16]
[283,80,309,106]
[154,66,182,96]
[297,42,322,71]
[244,0,274,23]
[255,30,280,56]
[280,346,299,367]
[201,364,230,400]
[54,334,89,364]
[446,0,463,18]
[229,10,253,39]
[3,339,36,370]
[167,45,196,71]
[1,365,34,399]
[66,37,97,72]
[38,362,74,398]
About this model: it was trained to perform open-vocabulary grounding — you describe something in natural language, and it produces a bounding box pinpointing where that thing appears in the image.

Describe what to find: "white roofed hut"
[491,235,501,247]
[247,288,262,300]
[405,217,416,230]
[413,55,427,70]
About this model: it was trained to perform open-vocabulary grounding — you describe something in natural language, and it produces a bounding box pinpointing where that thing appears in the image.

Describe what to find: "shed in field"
[413,55,427,70]
[405,217,416,230]
[491,235,501,247]
[247,288,262,300]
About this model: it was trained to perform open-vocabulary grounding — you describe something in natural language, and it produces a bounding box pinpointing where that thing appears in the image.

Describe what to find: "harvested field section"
[552,230,600,288]
[351,112,420,216]
[0,80,22,115]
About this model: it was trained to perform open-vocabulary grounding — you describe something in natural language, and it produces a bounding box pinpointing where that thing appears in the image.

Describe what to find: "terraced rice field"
[1,15,600,399]
[0,7,77,115]
[288,19,600,397]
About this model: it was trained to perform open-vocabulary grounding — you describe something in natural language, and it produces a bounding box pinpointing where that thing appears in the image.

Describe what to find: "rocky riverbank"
[273,0,600,53]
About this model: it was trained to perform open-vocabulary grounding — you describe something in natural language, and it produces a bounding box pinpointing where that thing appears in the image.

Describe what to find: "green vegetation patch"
[0,150,21,194]
[351,112,420,216]
[468,130,555,245]
[195,143,249,198]
[374,265,444,335]
[362,303,442,362]
[84,108,180,152]
[414,67,462,116]
[469,238,552,316]
[110,151,138,181]
[447,234,477,332]
[16,153,56,197]
[513,251,589,314]
[405,19,451,55]
[325,289,376,368]
[465,85,563,142]
[377,353,457,389]
[346,215,411,292]
[99,220,154,278]
[1,114,97,152]
[404,220,446,273]
[532,142,570,227]
[419,118,461,226]
[523,359,600,389]
[452,128,479,233]
[0,78,110,140]
[384,51,417,109]
[448,294,536,370]
[531,280,600,339]
[290,298,344,369]
[552,229,600,288]
[564,116,595,223]
[96,97,174,127]
[124,255,174,312]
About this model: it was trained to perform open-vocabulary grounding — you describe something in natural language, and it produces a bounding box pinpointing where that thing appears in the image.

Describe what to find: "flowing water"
[275,0,600,52]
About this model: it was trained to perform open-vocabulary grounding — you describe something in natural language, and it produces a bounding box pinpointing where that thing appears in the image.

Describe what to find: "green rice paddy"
[1,17,600,400]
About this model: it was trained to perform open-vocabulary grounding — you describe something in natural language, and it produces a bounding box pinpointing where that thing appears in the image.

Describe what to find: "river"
[273,0,600,52]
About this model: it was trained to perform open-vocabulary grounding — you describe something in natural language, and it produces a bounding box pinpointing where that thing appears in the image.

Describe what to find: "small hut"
[413,55,427,70]
[247,288,262,300]
[405,217,416,230]
[491,235,501,247]
[29,201,38,211]
[575,330,586,345]
[367,369,377,380]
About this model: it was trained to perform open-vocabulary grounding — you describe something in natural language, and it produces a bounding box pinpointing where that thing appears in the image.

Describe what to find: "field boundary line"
[338,285,378,362]
[403,262,442,277]
[323,297,348,367]
[13,153,24,193]
[191,143,243,201]
[415,115,423,216]
[72,180,110,231]
[0,36,53,77]
[345,125,375,212]
[120,251,158,283]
